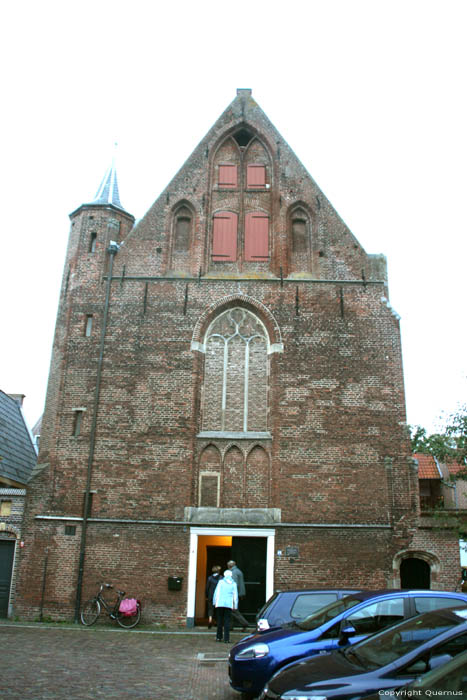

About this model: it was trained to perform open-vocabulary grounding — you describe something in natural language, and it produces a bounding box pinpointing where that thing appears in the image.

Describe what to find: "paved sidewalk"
[0,622,247,699]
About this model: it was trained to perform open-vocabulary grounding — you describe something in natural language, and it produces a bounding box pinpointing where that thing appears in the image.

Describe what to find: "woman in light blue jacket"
[213,569,238,643]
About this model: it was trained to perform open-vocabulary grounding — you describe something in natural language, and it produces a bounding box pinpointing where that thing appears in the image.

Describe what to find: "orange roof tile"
[414,453,441,479]
[446,459,467,476]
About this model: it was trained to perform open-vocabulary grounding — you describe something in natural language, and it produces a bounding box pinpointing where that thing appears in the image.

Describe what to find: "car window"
[290,593,337,619]
[298,596,361,631]
[346,598,405,635]
[435,632,467,658]
[256,593,279,619]
[403,632,467,676]
[345,610,461,670]
[414,596,467,615]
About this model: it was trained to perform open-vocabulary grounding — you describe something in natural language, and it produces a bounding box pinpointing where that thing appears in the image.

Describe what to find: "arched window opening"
[292,217,307,253]
[174,206,192,252]
[289,206,311,273]
[202,308,269,434]
[233,128,253,148]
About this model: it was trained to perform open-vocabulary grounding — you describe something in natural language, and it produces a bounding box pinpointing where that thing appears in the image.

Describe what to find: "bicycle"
[80,582,141,629]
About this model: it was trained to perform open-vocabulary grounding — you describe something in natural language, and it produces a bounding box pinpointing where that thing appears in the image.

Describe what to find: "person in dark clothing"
[205,565,222,628]
[227,560,250,629]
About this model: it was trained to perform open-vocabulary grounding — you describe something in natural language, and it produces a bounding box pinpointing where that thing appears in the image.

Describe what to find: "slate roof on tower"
[92,160,124,210]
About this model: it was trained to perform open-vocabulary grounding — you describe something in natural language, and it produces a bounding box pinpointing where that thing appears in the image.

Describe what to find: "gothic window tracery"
[201,308,269,433]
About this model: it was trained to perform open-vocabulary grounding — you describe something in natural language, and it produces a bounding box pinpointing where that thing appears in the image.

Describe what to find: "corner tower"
[31,162,135,491]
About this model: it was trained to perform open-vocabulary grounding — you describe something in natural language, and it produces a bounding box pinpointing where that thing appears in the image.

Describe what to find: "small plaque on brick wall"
[286,546,299,558]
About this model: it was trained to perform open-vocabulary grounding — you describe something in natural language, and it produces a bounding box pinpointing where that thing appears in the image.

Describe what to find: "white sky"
[1,0,466,432]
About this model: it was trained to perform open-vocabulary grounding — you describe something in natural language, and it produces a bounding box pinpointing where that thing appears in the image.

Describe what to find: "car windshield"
[298,596,361,631]
[257,593,278,620]
[343,609,464,670]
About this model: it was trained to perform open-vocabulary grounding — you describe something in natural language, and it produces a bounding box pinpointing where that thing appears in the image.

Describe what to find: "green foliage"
[431,509,467,540]
[410,404,467,479]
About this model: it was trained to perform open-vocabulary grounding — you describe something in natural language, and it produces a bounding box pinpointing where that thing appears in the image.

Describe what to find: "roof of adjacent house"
[446,459,467,476]
[0,391,37,485]
[414,452,443,479]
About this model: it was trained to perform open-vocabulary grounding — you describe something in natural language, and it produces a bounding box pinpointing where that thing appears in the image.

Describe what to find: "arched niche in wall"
[246,445,270,508]
[170,201,195,273]
[288,203,312,275]
[223,445,244,508]
[198,445,221,507]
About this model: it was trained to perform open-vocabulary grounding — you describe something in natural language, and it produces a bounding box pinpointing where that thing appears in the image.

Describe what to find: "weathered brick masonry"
[15,89,459,623]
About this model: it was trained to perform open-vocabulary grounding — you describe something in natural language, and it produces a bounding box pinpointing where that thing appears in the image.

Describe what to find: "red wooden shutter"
[245,212,269,261]
[212,212,237,261]
[247,165,266,187]
[218,164,237,188]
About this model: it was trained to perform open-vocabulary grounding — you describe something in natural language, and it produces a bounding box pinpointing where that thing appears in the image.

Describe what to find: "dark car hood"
[268,650,363,695]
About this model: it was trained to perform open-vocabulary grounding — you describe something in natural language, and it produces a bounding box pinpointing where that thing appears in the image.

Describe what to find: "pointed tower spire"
[92,143,124,209]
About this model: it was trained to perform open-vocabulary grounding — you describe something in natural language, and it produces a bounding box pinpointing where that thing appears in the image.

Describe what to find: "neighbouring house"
[415,452,467,588]
[0,391,37,617]
[15,89,461,624]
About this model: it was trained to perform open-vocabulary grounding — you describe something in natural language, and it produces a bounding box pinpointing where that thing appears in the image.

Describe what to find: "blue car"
[228,589,467,697]
[260,605,467,699]
[256,589,360,631]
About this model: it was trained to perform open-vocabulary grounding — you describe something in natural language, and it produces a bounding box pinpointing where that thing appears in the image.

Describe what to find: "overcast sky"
[1,0,466,433]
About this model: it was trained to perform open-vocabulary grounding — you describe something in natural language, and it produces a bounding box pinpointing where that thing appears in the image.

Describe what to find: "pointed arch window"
[174,206,192,252]
[292,216,308,253]
[289,206,311,272]
[201,308,269,434]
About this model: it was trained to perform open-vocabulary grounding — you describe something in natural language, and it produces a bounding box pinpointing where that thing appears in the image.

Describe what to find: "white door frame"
[186,527,275,624]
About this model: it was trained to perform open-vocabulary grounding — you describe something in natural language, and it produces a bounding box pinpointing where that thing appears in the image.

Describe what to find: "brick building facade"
[15,90,460,624]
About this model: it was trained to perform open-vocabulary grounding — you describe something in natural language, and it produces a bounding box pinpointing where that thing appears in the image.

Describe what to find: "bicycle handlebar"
[98,582,126,596]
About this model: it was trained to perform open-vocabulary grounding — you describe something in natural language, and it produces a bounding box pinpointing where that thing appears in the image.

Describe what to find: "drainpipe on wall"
[74,241,119,622]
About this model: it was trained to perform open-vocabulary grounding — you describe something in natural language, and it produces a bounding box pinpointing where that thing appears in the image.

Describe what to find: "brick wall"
[15,90,459,623]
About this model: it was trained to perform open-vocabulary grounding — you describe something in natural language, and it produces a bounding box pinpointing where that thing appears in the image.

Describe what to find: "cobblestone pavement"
[0,622,248,699]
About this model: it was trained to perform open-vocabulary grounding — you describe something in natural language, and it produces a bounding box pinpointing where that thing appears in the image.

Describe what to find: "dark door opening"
[0,540,15,617]
[400,557,430,589]
[232,536,267,623]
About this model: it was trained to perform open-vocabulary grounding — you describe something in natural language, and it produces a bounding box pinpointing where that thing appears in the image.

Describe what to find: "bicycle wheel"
[80,597,101,626]
[116,603,141,629]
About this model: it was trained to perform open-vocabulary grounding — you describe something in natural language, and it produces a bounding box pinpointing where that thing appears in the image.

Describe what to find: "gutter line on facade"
[37,515,391,529]
[74,242,118,623]
[108,275,385,286]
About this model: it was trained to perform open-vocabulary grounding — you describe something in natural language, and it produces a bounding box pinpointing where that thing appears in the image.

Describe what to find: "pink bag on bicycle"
[119,598,138,617]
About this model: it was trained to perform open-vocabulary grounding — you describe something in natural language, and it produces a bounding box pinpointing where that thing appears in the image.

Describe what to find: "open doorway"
[188,527,275,627]
[400,557,431,589]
